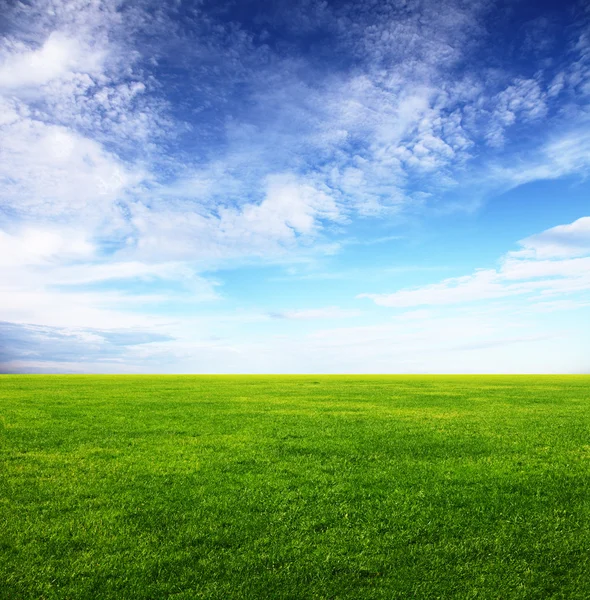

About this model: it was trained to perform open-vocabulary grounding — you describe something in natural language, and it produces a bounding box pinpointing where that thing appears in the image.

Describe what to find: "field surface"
[1,375,589,599]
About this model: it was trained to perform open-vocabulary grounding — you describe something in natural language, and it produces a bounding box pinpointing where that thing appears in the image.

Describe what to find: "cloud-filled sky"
[1,0,589,373]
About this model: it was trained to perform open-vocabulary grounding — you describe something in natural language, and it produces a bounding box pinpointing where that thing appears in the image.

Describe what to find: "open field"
[1,375,589,599]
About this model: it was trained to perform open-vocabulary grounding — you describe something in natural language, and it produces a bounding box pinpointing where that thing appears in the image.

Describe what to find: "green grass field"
[1,375,589,599]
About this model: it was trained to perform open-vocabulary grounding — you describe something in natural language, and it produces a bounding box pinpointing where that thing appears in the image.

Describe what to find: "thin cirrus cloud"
[359,217,590,308]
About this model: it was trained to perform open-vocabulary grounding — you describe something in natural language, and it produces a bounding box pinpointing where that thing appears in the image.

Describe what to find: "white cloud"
[0,289,169,330]
[220,174,341,238]
[511,216,590,259]
[530,299,590,313]
[0,32,105,89]
[130,174,341,261]
[486,78,547,147]
[0,224,220,331]
[0,227,94,267]
[360,216,590,308]
[359,269,513,307]
[1,0,590,374]
[1,0,589,261]
[0,117,144,218]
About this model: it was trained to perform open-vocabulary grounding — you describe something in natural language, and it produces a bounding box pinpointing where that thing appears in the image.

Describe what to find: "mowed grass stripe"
[1,375,589,599]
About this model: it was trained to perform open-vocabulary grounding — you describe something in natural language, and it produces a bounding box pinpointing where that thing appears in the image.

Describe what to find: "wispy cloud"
[2,0,589,243]
[359,216,590,308]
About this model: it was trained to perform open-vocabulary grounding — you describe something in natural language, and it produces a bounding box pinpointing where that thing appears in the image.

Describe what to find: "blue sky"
[0,0,589,373]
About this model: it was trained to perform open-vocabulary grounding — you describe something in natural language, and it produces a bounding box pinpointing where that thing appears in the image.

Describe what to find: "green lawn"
[1,375,589,599]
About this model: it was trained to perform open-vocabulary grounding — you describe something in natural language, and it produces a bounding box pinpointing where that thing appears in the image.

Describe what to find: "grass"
[1,375,589,599]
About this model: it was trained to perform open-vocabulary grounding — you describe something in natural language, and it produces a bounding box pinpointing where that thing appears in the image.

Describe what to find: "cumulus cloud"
[2,0,590,256]
[0,31,104,89]
[0,117,144,219]
[130,174,341,261]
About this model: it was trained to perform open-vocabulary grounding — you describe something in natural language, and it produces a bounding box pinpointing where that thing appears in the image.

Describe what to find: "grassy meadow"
[1,375,589,599]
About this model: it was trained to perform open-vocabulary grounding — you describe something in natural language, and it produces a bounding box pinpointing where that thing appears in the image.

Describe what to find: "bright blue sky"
[1,0,589,373]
